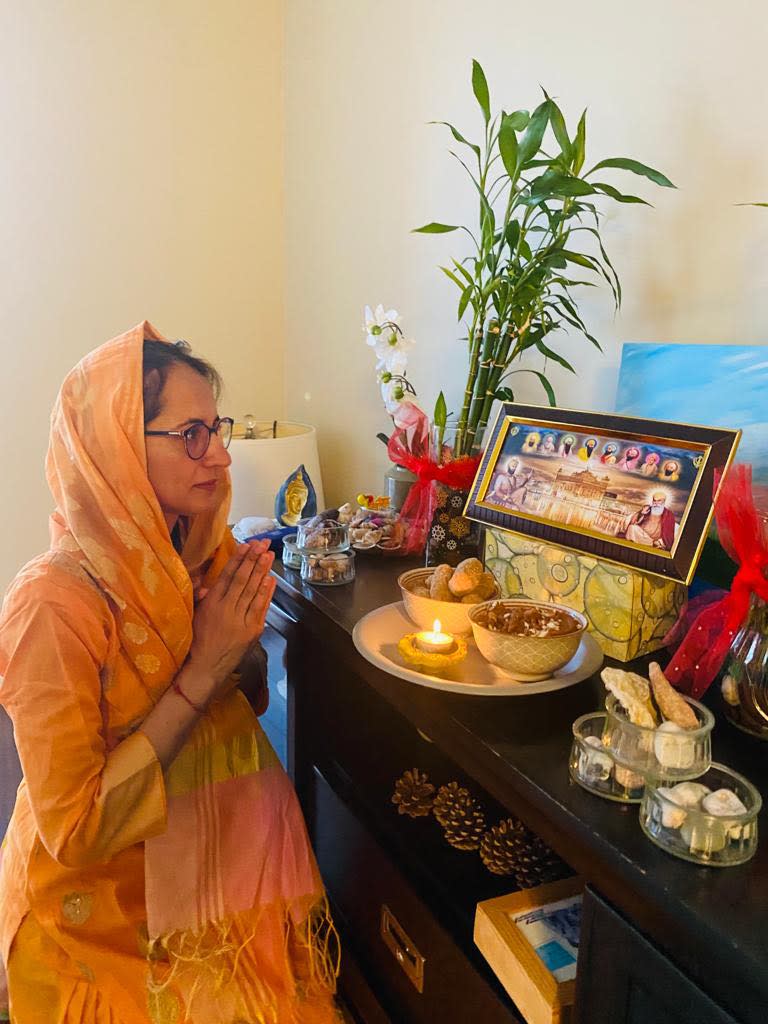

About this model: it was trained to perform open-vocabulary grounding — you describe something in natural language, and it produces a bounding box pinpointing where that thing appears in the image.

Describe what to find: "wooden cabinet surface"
[271,560,768,1024]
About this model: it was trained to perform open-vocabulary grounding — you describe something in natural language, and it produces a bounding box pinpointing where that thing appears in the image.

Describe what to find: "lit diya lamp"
[398,618,468,670]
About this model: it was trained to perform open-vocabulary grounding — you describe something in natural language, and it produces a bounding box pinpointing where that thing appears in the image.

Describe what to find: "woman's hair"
[142,339,222,425]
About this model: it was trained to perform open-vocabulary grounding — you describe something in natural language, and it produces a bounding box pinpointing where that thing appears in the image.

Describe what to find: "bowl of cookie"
[468,600,587,680]
[397,559,500,636]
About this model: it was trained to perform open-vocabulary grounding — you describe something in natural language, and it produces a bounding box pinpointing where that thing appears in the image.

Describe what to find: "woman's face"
[144,363,232,533]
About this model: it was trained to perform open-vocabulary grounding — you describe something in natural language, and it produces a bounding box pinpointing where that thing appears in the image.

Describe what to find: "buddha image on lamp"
[275,464,318,527]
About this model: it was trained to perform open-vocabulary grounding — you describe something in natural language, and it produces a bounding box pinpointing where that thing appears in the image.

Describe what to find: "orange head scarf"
[46,319,234,704]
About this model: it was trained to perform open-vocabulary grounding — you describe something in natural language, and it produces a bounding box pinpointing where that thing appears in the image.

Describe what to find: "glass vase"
[424,424,484,568]
[721,592,768,739]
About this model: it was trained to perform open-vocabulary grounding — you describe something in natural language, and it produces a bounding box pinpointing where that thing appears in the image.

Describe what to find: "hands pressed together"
[188,540,276,700]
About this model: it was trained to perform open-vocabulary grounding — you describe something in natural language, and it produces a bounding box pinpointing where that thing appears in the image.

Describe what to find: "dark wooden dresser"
[263,558,767,1024]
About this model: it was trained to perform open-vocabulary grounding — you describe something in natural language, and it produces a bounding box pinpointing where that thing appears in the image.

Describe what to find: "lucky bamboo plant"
[415,61,676,458]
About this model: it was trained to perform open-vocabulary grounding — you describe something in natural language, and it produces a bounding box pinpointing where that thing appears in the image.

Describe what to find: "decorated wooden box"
[484,528,687,663]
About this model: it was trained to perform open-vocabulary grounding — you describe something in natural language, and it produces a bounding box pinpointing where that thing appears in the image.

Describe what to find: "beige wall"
[0,0,284,589]
[284,0,768,507]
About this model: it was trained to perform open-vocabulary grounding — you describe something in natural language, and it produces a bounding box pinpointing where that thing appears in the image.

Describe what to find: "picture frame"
[465,404,741,585]
[474,876,583,1024]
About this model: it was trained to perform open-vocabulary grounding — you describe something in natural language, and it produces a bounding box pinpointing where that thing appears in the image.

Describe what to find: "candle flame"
[433,618,442,633]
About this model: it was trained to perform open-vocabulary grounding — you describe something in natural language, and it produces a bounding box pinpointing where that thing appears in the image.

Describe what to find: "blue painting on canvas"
[616,343,768,485]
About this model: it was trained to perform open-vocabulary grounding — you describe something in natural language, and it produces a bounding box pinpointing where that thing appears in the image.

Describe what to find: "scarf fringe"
[146,895,340,1024]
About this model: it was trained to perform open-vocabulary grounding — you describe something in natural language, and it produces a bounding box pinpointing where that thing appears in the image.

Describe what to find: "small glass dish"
[281,535,301,570]
[300,550,355,587]
[640,763,761,867]
[296,519,350,554]
[569,712,645,803]
[602,692,713,782]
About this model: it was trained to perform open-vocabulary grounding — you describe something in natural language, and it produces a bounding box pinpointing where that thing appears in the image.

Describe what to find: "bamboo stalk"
[465,322,499,453]
[456,325,485,456]
[473,325,515,444]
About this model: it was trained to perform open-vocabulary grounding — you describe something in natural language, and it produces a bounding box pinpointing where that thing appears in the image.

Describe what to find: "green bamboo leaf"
[498,115,520,178]
[518,100,550,165]
[434,391,448,429]
[440,265,466,291]
[547,96,572,162]
[452,259,475,285]
[586,157,675,188]
[736,202,768,207]
[531,172,595,197]
[458,284,474,320]
[429,121,481,159]
[506,110,530,131]
[493,387,516,402]
[593,182,650,205]
[471,59,491,124]
[561,250,597,270]
[535,338,575,372]
[572,109,587,175]
[505,369,557,406]
[481,276,504,300]
[413,222,460,233]
[504,220,520,251]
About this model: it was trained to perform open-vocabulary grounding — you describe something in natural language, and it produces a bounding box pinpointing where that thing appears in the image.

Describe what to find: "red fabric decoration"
[387,404,481,555]
[666,464,768,698]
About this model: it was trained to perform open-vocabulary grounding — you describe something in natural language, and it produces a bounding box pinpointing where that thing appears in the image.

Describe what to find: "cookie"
[601,667,658,728]
[448,557,484,597]
[475,571,498,600]
[649,662,699,730]
[429,564,454,601]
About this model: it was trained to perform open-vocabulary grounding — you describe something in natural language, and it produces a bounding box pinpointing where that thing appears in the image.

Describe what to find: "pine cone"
[479,817,568,883]
[432,782,472,827]
[442,801,487,851]
[391,769,435,818]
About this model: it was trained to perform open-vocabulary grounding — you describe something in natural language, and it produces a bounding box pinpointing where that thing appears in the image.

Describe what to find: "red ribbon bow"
[387,424,481,555]
[666,464,768,698]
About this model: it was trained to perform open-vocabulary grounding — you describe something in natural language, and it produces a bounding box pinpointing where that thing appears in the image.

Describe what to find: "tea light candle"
[414,619,455,655]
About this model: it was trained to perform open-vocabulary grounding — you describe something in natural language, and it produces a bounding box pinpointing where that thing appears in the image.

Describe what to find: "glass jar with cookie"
[601,662,714,782]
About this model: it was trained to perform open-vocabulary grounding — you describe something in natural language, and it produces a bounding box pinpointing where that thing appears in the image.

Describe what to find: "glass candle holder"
[602,693,713,782]
[569,712,645,803]
[640,763,761,867]
[296,519,350,554]
[300,550,355,587]
[281,535,301,570]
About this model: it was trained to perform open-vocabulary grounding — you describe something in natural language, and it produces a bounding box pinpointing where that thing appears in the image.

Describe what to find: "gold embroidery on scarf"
[147,986,183,1024]
[141,561,160,595]
[124,622,149,645]
[112,518,144,550]
[76,961,95,982]
[135,653,161,675]
[61,892,93,925]
[127,493,157,531]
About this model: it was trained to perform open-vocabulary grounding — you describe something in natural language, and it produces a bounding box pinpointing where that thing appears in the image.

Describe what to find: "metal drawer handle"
[380,904,425,994]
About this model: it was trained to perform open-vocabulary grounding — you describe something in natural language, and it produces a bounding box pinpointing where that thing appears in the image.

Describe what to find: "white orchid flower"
[376,348,409,377]
[380,377,406,414]
[363,304,401,346]
[373,332,415,372]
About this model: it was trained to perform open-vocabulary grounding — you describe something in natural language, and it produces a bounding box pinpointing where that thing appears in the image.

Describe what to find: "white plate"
[352,601,603,696]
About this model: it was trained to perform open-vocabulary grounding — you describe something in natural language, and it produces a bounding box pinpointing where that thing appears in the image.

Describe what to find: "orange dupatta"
[32,322,338,1022]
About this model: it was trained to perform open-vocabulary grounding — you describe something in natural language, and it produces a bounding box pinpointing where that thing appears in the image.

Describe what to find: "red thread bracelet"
[172,679,205,714]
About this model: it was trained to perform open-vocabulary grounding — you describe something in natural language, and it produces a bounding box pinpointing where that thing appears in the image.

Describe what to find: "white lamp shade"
[228,421,326,524]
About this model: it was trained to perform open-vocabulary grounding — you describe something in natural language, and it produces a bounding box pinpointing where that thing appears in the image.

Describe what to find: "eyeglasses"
[144,417,234,460]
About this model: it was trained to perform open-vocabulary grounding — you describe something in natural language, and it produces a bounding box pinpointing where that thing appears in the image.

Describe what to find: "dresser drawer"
[312,765,520,1024]
[575,887,740,1024]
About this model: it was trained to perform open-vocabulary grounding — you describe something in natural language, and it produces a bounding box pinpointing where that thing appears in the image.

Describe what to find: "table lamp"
[228,417,326,525]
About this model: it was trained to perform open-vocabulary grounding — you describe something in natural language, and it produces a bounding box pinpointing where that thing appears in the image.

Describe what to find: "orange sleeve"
[0,574,166,869]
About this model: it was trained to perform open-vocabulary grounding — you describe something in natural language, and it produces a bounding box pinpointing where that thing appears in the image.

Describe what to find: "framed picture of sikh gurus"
[465,403,741,585]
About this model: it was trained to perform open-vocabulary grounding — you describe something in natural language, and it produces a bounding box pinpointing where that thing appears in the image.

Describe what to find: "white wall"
[284,0,768,507]
[0,0,285,589]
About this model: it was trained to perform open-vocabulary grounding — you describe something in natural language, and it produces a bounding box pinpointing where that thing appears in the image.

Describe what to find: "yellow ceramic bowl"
[468,599,587,681]
[397,567,500,637]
